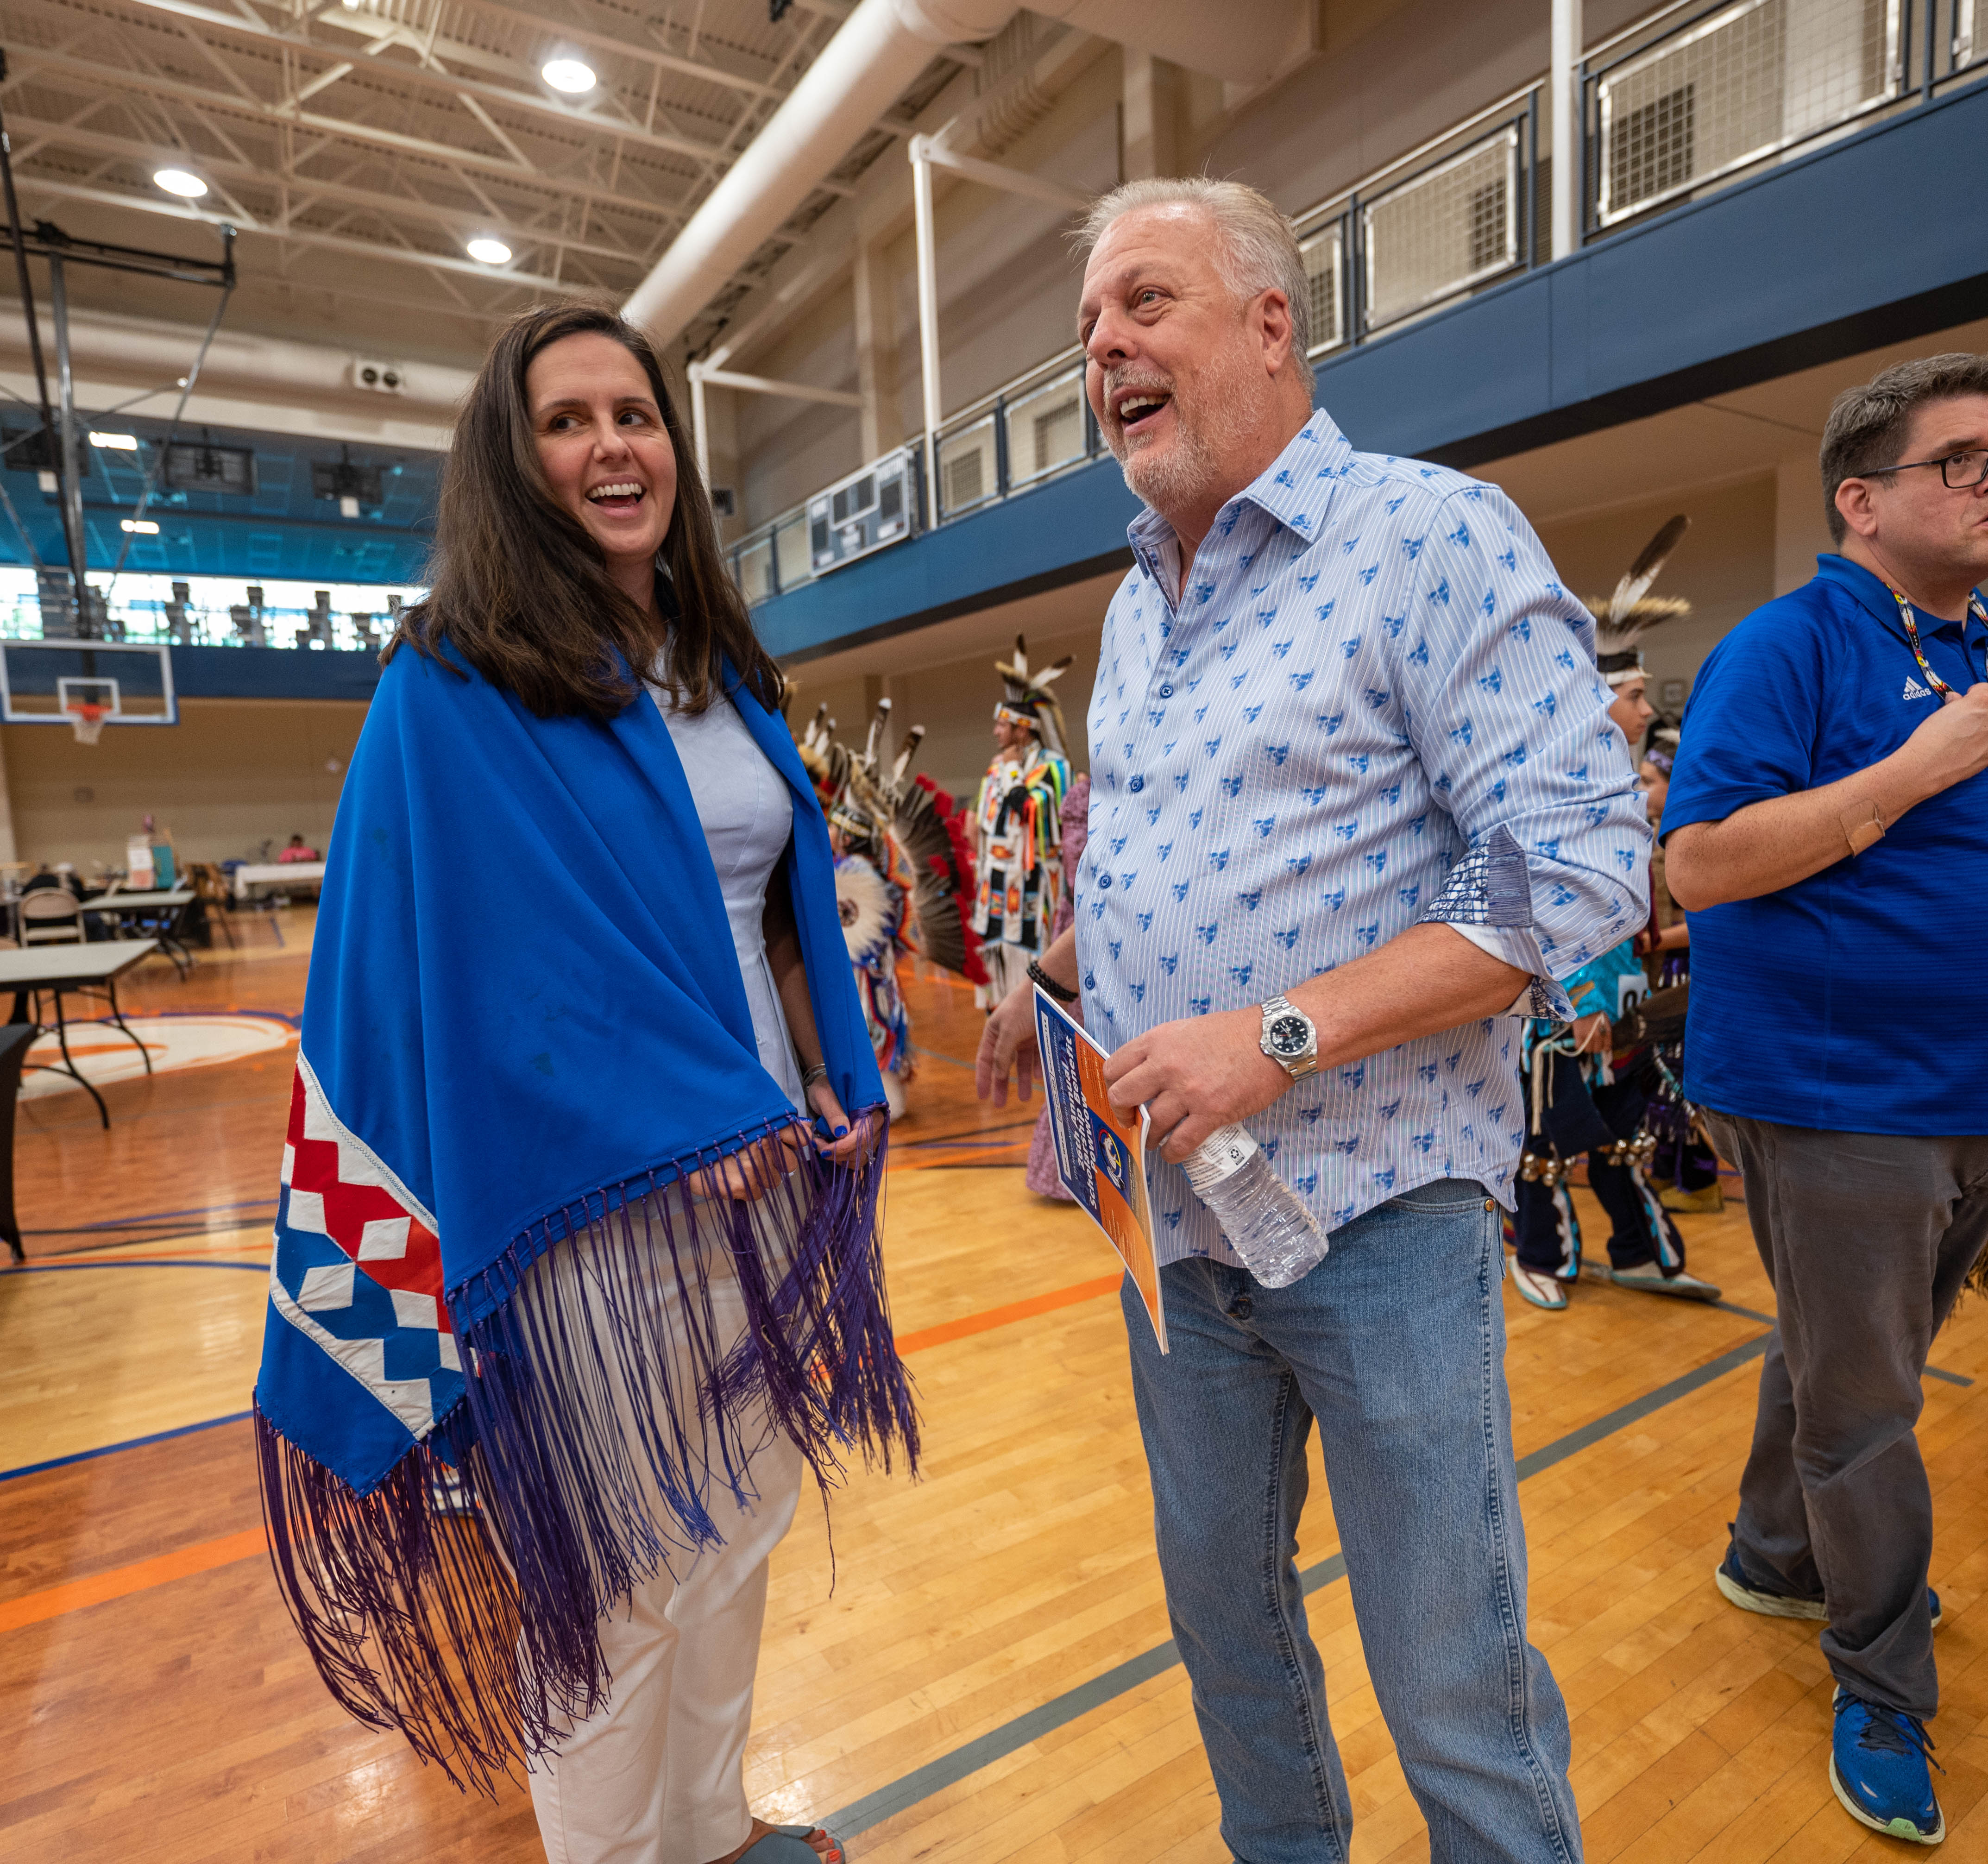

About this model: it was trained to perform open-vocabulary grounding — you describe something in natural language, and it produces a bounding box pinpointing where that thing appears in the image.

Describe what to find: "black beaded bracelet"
[1026,958,1078,1005]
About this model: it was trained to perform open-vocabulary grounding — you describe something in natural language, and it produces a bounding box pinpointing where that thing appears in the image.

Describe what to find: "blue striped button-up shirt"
[1077,412,1649,1267]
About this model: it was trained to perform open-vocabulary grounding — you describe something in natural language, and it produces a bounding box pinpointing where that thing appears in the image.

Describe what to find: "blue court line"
[0,1411,253,1483]
[24,1195,276,1236]
[1714,1300,1972,1387]
[822,1322,1779,1839]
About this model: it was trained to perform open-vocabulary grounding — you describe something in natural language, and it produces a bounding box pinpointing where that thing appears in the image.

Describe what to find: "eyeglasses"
[1864,448,1988,490]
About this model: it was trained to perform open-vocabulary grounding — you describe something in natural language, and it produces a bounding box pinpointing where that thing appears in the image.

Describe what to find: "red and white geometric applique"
[266,1057,460,1438]
[282,1055,449,1332]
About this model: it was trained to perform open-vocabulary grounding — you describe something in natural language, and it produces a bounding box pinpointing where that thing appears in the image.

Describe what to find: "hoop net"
[67,702,107,746]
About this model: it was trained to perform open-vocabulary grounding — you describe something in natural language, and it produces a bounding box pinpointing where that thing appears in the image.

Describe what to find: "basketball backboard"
[0,640,177,726]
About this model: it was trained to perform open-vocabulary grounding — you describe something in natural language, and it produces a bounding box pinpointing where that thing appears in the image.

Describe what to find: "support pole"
[46,255,90,627]
[0,61,56,497]
[1551,0,1583,261]
[689,364,711,486]
[912,146,942,529]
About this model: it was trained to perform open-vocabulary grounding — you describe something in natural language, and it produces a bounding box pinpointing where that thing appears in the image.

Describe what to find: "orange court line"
[0,1272,1129,1634]
[893,1273,1121,1355]
[0,1527,266,1635]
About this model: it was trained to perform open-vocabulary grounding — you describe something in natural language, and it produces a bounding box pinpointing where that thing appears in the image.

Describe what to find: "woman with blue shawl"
[252,305,916,1864]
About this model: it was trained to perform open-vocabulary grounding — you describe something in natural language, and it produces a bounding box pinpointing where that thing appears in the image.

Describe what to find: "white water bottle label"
[1183,1123,1259,1192]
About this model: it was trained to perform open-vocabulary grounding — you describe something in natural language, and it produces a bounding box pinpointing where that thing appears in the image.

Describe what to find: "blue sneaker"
[1831,1692,1944,1845]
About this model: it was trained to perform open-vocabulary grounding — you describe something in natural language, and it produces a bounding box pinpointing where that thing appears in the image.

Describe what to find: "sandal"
[740,1826,847,1864]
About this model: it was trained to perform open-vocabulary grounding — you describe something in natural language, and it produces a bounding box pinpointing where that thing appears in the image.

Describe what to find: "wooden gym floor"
[3,923,1986,1863]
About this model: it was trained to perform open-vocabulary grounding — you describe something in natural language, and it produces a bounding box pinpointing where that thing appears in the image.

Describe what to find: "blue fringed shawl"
[253,643,916,1791]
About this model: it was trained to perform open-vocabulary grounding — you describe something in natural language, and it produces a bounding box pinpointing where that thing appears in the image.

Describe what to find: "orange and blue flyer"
[1033,986,1167,1352]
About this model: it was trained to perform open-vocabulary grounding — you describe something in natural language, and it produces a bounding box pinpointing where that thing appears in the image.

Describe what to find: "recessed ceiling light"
[89,431,140,451]
[153,168,207,199]
[541,58,597,94]
[120,518,160,535]
[466,237,513,265]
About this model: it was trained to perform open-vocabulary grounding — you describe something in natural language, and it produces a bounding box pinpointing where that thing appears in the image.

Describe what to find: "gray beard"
[1113,348,1264,522]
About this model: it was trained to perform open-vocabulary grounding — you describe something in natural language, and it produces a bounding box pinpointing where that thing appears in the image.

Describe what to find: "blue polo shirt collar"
[1813,552,1986,648]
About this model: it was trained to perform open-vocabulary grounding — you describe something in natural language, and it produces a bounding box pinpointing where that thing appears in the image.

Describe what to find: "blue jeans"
[1122,1179,1581,1864]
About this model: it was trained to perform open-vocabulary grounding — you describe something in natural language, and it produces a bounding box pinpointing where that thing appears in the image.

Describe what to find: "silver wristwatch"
[1259,994,1319,1079]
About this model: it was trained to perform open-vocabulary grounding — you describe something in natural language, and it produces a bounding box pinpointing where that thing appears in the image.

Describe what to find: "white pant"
[524,1218,806,1864]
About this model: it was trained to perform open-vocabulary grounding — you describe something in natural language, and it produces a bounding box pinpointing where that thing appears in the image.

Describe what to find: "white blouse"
[648,678,806,1114]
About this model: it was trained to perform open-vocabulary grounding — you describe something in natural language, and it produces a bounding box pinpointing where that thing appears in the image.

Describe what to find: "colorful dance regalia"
[1513,942,1692,1284]
[973,635,1073,1008]
[1025,772,1092,1200]
[795,698,984,1114]
[252,646,918,1793]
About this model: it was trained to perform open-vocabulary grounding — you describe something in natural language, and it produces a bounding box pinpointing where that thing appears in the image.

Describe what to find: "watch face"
[1268,1013,1311,1056]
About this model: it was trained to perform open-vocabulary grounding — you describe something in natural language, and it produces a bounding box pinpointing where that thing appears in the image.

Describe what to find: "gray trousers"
[1703,1112,1988,1719]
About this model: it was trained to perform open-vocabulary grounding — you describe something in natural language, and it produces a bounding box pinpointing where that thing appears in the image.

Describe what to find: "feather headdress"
[788,697,986,984]
[994,634,1074,759]
[1590,514,1691,686]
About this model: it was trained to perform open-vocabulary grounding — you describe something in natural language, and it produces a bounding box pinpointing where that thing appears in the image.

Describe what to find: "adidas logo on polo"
[1903,674,1934,701]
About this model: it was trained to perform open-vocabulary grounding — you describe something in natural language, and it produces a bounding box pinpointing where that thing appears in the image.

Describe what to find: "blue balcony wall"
[755,459,1143,665]
[756,77,1988,664]
[173,645,381,701]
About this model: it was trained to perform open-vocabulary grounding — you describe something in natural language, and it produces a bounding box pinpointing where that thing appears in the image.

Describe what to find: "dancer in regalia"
[1635,719,1725,1214]
[796,699,983,1120]
[1510,516,1722,1310]
[251,304,915,1864]
[971,636,1072,1008]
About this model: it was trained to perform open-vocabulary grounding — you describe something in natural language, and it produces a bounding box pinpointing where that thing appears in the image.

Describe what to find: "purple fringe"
[256,1402,521,1795]
[257,1116,917,1794]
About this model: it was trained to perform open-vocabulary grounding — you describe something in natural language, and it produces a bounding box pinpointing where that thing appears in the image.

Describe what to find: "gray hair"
[1819,352,1988,543]
[1076,177,1315,397]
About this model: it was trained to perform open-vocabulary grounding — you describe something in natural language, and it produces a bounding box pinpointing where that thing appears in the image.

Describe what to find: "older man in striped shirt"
[978,178,1648,1862]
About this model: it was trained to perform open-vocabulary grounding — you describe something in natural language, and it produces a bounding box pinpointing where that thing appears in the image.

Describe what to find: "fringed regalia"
[1512,943,1691,1281]
[972,635,1073,1008]
[252,644,918,1795]
[794,698,984,1116]
[835,850,912,1080]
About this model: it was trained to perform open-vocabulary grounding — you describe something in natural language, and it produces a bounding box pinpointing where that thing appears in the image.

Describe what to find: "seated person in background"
[20,862,69,894]
[276,833,319,863]
[1508,529,1722,1310]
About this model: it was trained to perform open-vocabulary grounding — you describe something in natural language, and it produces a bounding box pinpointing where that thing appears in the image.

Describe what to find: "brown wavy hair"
[386,303,780,719]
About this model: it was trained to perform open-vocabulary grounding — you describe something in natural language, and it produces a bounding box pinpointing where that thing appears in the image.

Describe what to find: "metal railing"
[724,347,1102,601]
[1586,0,1987,228]
[1590,0,1903,226]
[1290,88,1541,355]
[0,582,413,651]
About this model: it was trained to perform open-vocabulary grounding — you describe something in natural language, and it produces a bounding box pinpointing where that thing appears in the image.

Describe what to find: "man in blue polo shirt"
[1664,353,1988,1848]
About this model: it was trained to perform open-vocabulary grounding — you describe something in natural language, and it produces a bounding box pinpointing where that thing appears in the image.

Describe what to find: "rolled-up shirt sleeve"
[1390,482,1651,987]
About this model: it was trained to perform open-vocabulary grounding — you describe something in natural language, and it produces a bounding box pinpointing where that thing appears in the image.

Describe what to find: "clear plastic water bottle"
[1180,1125,1330,1289]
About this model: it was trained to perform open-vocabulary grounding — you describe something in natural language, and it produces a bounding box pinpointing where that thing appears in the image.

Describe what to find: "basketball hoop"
[66,701,107,745]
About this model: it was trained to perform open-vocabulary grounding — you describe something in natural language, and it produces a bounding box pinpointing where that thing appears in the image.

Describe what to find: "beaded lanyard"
[1885,583,1988,699]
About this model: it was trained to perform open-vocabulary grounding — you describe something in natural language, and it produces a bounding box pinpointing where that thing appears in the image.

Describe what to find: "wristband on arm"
[1026,958,1078,1004]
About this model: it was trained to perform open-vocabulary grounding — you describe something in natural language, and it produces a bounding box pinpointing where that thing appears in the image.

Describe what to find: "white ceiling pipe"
[623,0,1307,350]
[622,0,1012,348]
[0,305,474,414]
